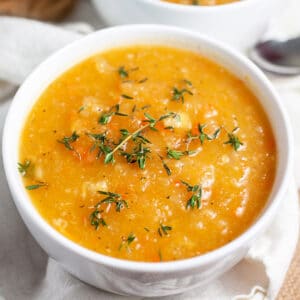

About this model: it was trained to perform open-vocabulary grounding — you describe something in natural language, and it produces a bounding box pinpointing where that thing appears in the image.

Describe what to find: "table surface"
[277,222,300,299]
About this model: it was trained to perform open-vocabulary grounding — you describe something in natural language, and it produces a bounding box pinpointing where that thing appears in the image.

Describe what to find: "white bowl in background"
[91,0,284,51]
[2,25,292,297]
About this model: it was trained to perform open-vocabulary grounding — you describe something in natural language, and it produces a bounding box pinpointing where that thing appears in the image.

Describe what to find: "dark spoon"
[250,37,300,75]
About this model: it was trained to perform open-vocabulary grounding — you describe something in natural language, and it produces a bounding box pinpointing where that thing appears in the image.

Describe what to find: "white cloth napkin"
[0,1,299,299]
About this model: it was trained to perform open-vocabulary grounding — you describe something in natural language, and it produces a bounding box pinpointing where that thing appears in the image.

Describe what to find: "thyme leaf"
[171,87,193,103]
[57,131,79,151]
[98,190,128,212]
[18,160,31,176]
[138,77,148,84]
[87,132,114,160]
[105,112,177,166]
[181,180,202,209]
[121,94,133,100]
[166,148,195,160]
[26,182,47,190]
[118,66,129,79]
[98,104,128,125]
[162,161,171,176]
[90,209,107,230]
[90,191,128,229]
[224,128,243,151]
[120,142,151,169]
[158,223,172,236]
[119,233,136,250]
[187,124,221,144]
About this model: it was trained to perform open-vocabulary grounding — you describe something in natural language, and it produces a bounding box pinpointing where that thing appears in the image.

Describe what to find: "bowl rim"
[2,24,293,274]
[140,0,260,11]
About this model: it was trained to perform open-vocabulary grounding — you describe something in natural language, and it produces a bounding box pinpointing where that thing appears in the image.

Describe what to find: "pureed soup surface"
[163,0,240,6]
[19,46,276,262]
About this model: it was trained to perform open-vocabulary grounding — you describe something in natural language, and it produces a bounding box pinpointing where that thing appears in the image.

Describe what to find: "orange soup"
[163,0,240,6]
[19,46,276,262]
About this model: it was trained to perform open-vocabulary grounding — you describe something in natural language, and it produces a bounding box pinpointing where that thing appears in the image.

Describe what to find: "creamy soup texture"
[19,46,276,262]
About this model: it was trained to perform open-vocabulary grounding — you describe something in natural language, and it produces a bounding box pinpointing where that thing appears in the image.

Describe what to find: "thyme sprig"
[181,180,203,209]
[104,112,178,165]
[158,155,171,176]
[183,79,193,86]
[171,87,193,103]
[224,127,243,151]
[87,132,114,161]
[187,124,221,144]
[118,66,129,79]
[57,131,79,151]
[121,94,133,100]
[26,182,47,190]
[119,233,136,251]
[158,223,172,237]
[98,104,128,125]
[120,142,151,169]
[118,66,139,81]
[97,191,128,212]
[143,112,178,131]
[90,208,107,230]
[90,191,128,229]
[18,160,31,176]
[167,148,195,160]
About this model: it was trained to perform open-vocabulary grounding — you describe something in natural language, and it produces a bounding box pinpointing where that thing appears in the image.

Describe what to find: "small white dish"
[2,25,293,297]
[92,0,284,51]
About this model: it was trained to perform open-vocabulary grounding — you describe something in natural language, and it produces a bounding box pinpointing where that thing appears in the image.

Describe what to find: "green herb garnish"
[121,94,133,100]
[167,148,184,160]
[78,106,85,113]
[119,233,136,250]
[187,124,221,144]
[224,128,243,151]
[90,191,128,229]
[26,182,47,190]
[98,104,128,125]
[171,87,193,103]
[143,112,178,131]
[97,190,128,212]
[104,112,177,165]
[181,180,202,209]
[118,66,129,79]
[199,124,220,144]
[183,79,193,86]
[166,148,194,160]
[87,132,114,161]
[90,209,107,230]
[18,160,31,176]
[158,223,172,236]
[162,161,171,176]
[158,249,162,261]
[57,131,79,151]
[138,77,148,84]
[121,142,151,169]
[126,233,136,245]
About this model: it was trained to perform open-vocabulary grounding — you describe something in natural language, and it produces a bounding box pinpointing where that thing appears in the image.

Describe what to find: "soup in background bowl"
[92,0,284,51]
[2,25,292,297]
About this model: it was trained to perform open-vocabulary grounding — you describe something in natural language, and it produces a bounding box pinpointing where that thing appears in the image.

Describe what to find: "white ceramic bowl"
[2,25,292,297]
[92,0,283,51]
